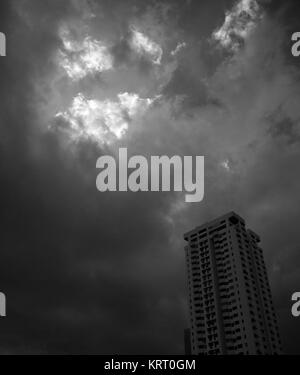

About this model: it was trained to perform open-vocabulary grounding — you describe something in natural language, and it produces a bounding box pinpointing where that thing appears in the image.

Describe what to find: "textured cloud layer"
[55,92,155,144]
[0,0,299,355]
[58,26,113,81]
[213,0,262,50]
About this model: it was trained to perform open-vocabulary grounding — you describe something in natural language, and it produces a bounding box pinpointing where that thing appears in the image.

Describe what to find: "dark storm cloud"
[0,0,186,354]
[267,108,300,145]
[0,0,300,355]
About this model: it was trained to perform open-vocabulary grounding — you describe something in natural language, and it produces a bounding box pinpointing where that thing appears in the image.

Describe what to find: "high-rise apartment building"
[184,212,282,355]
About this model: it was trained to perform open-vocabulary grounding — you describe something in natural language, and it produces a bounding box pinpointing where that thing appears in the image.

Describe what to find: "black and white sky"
[0,0,300,354]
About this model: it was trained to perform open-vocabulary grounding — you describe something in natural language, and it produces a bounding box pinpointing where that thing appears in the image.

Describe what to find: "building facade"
[184,212,282,355]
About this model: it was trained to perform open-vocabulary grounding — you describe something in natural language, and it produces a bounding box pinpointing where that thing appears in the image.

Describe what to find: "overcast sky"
[0,0,299,354]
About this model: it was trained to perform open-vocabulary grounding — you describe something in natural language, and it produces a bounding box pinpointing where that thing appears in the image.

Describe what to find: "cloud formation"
[130,26,163,65]
[55,92,155,144]
[0,0,299,355]
[58,26,113,81]
[213,0,262,50]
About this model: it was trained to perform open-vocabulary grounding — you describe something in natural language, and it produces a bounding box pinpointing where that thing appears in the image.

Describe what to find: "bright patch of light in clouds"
[221,159,231,171]
[118,93,155,117]
[130,27,163,65]
[58,27,113,80]
[171,42,186,56]
[213,0,261,51]
[55,93,155,144]
[54,24,163,145]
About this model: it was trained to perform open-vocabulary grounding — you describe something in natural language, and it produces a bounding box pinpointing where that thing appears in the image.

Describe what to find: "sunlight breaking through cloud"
[130,27,163,65]
[171,42,186,56]
[55,93,155,145]
[213,0,262,51]
[58,26,113,81]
